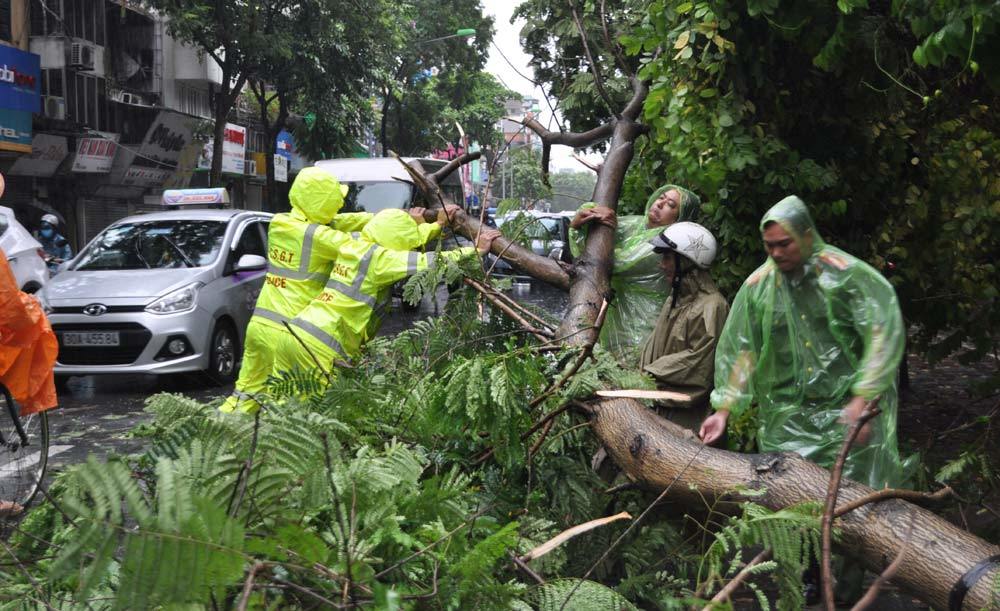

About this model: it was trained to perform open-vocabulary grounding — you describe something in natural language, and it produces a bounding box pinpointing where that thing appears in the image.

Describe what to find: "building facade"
[0,0,299,251]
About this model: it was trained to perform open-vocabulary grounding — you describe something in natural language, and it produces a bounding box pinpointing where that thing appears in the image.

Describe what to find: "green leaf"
[718,113,734,127]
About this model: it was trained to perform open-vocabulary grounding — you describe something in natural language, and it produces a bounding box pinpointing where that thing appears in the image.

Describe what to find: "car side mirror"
[234,254,267,272]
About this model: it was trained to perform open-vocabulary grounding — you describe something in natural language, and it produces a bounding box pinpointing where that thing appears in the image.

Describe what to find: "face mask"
[40,228,54,238]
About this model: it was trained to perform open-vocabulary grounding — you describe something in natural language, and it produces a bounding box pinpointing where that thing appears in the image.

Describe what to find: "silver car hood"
[43,268,212,303]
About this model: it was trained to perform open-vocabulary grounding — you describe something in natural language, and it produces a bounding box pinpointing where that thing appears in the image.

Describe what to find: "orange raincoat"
[0,250,57,415]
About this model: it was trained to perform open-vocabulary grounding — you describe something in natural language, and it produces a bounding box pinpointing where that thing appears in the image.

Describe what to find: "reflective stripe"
[289,318,346,358]
[351,232,361,239]
[252,306,289,325]
[425,251,438,268]
[266,263,326,283]
[407,251,419,275]
[325,278,377,307]
[325,245,379,307]
[232,389,255,402]
[299,223,319,272]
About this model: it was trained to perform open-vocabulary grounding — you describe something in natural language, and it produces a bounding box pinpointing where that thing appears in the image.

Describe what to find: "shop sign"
[72,132,120,173]
[115,111,199,188]
[0,46,41,113]
[0,109,32,154]
[8,134,68,177]
[198,123,246,175]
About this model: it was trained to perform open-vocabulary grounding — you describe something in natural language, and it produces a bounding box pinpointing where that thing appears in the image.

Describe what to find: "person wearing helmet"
[271,209,500,379]
[568,185,702,355]
[638,222,729,432]
[699,196,912,491]
[221,167,374,414]
[35,214,72,274]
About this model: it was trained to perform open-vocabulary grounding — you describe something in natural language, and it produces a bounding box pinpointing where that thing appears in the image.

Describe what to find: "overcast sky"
[481,0,597,171]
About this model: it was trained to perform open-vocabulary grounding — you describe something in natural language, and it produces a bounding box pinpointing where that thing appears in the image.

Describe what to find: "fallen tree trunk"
[398,130,1000,611]
[588,397,1000,611]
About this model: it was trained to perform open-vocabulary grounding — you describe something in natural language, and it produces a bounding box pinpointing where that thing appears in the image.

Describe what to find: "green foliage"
[550,170,597,212]
[701,502,823,611]
[528,578,639,610]
[378,1,499,155]
[520,0,1000,373]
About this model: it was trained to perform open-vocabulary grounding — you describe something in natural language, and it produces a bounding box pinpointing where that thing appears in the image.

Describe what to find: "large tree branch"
[391,155,571,290]
[518,117,615,148]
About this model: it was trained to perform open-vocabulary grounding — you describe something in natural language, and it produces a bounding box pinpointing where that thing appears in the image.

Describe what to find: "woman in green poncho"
[699,195,911,490]
[569,185,702,355]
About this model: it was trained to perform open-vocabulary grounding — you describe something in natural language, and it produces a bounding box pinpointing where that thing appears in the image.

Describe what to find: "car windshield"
[496,214,563,240]
[342,181,413,213]
[74,220,227,270]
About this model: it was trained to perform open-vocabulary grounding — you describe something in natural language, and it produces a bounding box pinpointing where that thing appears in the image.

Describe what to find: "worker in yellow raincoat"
[220,167,374,413]
[272,208,500,377]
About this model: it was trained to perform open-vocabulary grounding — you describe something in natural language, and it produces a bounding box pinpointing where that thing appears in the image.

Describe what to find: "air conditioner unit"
[115,91,145,106]
[244,159,257,175]
[70,42,95,71]
[43,96,66,120]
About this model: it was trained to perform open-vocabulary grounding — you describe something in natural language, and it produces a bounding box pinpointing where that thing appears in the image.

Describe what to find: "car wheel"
[206,321,239,385]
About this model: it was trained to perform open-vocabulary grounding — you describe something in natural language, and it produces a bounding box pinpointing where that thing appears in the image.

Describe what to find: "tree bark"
[588,398,1000,611]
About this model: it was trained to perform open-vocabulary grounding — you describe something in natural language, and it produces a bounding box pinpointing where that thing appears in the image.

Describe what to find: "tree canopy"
[516,0,1000,370]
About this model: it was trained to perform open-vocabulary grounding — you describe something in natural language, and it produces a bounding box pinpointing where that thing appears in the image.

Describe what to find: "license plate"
[62,332,120,347]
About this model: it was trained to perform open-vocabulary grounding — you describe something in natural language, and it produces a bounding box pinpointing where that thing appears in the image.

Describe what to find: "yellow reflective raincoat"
[710,196,910,489]
[273,209,475,376]
[569,185,701,355]
[222,167,368,413]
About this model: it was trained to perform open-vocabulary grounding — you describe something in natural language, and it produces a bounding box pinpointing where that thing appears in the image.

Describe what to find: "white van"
[312,157,465,213]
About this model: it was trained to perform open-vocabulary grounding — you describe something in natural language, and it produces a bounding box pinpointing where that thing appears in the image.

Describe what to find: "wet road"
[46,281,567,471]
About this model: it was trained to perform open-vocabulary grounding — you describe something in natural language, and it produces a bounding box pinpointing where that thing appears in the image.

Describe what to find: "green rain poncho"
[569,185,702,356]
[710,196,910,489]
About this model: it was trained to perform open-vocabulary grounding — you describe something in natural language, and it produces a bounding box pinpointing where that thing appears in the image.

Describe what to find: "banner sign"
[0,46,41,113]
[72,132,120,173]
[274,155,288,182]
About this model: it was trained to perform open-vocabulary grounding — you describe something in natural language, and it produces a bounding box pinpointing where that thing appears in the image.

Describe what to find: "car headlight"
[35,291,52,315]
[145,282,202,314]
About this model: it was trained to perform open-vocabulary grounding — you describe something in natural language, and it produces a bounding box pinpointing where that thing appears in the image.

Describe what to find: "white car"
[36,209,271,384]
[0,206,48,293]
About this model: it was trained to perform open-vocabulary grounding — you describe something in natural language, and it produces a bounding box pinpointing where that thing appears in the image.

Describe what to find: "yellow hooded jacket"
[285,209,474,361]
[251,167,371,329]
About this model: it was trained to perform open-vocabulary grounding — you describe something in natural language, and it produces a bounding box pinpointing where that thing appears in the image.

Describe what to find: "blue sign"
[0,108,33,153]
[275,130,294,161]
[0,46,41,113]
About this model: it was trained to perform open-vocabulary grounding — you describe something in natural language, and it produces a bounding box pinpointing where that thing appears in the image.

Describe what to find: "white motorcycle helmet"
[41,213,60,227]
[649,221,717,268]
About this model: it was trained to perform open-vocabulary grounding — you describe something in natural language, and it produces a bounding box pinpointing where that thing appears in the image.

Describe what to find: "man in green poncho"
[699,195,909,491]
[569,185,702,355]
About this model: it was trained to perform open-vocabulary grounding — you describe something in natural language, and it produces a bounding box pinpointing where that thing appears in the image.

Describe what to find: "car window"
[341,181,413,213]
[74,220,228,270]
[233,221,266,258]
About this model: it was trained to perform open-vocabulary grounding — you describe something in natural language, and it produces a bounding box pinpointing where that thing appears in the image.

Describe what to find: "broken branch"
[834,486,952,518]
[519,512,632,563]
[821,400,881,611]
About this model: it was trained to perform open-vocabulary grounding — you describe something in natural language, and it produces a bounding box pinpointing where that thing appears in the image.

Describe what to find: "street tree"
[245,0,398,208]
[378,0,495,155]
[148,0,282,187]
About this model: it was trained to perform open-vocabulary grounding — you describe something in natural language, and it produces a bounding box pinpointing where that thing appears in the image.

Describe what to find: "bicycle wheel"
[0,386,50,516]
